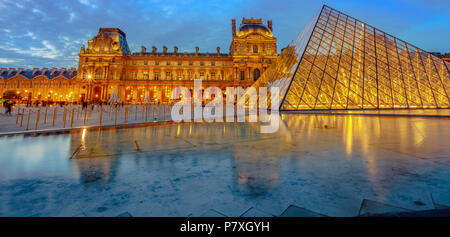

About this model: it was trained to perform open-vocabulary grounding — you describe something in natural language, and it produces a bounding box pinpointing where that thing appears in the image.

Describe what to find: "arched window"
[110,70,116,80]
[253,69,260,81]
[95,68,103,80]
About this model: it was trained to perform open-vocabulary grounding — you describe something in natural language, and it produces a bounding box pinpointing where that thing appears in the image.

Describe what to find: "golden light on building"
[0,18,277,103]
[254,5,450,110]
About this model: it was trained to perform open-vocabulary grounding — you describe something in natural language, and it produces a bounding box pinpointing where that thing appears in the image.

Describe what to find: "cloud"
[0,58,24,64]
[69,12,76,22]
[0,40,63,59]
[0,0,449,68]
[79,0,97,8]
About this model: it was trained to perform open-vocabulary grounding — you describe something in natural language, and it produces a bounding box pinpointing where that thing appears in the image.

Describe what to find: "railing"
[1,103,175,133]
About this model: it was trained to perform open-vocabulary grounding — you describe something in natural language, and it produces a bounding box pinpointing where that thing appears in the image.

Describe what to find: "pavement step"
[279,205,326,217]
[240,207,274,217]
[358,199,411,216]
[200,209,227,217]
[116,212,133,217]
[430,193,450,209]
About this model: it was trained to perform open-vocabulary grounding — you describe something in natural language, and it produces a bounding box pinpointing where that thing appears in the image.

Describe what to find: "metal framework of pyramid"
[254,5,450,110]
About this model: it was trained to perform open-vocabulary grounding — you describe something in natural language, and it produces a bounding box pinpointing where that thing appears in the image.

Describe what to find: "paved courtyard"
[0,113,449,217]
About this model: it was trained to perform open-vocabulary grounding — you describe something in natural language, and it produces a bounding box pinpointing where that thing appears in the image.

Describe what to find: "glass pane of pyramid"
[254,5,450,110]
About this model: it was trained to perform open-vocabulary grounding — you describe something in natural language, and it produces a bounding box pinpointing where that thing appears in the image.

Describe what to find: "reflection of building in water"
[254,5,450,111]
[0,18,277,103]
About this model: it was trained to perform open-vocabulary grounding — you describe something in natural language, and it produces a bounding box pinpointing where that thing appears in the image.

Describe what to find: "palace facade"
[0,18,278,103]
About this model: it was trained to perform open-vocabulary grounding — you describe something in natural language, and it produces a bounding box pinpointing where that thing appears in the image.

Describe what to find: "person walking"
[5,101,12,116]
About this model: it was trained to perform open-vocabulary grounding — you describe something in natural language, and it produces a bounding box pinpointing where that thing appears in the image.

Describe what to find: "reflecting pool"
[0,114,449,216]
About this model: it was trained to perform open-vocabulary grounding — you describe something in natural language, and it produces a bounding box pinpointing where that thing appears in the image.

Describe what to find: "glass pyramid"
[255,5,450,110]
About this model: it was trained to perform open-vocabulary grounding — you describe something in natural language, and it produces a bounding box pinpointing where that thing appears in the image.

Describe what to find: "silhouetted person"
[5,101,12,116]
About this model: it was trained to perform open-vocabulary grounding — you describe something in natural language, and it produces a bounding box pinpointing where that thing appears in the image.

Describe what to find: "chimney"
[141,46,146,53]
[216,47,220,56]
[152,46,157,53]
[268,20,272,31]
[195,46,199,56]
[60,68,67,75]
[174,46,178,54]
[69,68,76,74]
[42,68,49,75]
[32,68,39,75]
[232,19,236,37]
[163,46,167,54]
[17,68,24,74]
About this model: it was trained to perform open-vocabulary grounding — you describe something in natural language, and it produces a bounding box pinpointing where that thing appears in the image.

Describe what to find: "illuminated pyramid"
[255,5,450,110]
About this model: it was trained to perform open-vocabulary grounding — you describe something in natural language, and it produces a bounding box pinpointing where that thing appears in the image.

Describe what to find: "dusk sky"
[0,0,449,68]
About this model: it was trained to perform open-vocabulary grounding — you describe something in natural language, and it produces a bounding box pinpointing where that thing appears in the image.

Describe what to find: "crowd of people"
[2,99,130,116]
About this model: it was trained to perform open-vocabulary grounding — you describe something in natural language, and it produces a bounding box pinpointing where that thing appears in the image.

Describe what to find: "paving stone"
[116,212,133,217]
[240,207,274,217]
[431,192,450,209]
[279,205,326,217]
[358,199,411,216]
[200,209,227,217]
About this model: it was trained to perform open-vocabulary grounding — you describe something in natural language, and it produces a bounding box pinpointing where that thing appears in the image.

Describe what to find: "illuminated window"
[200,61,204,66]
[211,61,215,66]
[178,61,182,66]
[95,68,103,80]
[189,61,193,66]
[253,45,258,53]
[155,61,159,65]
[240,71,245,80]
[253,69,260,81]
[154,72,159,80]
[211,72,215,80]
[143,72,149,80]
[167,61,171,66]
[132,61,136,65]
[132,72,137,80]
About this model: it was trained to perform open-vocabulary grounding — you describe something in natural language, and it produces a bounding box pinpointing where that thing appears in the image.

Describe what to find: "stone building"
[0,17,278,103]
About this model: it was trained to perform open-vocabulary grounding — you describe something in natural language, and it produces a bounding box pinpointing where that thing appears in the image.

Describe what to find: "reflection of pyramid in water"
[255,5,450,110]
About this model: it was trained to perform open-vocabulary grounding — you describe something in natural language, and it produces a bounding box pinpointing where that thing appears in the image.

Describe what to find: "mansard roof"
[0,68,77,80]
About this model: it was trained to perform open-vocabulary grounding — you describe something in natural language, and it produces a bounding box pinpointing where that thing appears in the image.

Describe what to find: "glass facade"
[255,5,450,110]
